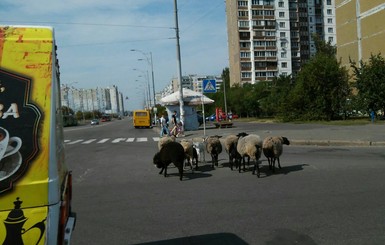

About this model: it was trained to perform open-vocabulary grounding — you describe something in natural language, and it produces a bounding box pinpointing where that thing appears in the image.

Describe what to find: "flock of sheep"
[153,133,290,181]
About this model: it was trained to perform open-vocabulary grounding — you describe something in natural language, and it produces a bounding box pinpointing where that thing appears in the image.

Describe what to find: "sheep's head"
[281,137,290,145]
[236,132,248,138]
[153,152,162,168]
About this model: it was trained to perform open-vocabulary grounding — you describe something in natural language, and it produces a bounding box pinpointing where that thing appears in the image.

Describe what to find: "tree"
[350,53,385,114]
[283,38,350,121]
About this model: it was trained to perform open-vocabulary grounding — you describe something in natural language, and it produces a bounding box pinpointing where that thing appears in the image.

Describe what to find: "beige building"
[226,0,336,86]
[336,0,385,69]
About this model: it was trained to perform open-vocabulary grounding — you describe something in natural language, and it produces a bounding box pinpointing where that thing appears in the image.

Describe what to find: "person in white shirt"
[160,114,169,137]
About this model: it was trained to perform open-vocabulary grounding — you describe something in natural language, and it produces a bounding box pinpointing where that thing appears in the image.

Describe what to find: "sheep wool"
[179,139,197,170]
[158,135,176,150]
[224,134,240,170]
[262,136,290,172]
[236,134,263,177]
[205,135,223,168]
[153,141,185,181]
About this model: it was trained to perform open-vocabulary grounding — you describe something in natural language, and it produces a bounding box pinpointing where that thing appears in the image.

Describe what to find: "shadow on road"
[134,232,248,245]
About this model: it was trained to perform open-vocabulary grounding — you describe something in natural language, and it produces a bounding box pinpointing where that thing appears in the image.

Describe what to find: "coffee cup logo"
[0,127,22,162]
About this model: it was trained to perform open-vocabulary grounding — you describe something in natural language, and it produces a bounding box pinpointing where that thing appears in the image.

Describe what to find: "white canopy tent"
[160,88,214,131]
[160,88,214,106]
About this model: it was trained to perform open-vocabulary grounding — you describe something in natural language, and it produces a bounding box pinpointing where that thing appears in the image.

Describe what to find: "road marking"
[67,139,84,145]
[97,138,110,143]
[82,139,97,144]
[112,138,126,143]
[65,137,161,145]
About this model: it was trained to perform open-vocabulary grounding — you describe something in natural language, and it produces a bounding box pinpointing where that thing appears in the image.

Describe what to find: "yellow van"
[0,26,75,244]
[133,110,152,128]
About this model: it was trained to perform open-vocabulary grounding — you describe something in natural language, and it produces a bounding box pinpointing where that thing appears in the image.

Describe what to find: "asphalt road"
[65,118,385,245]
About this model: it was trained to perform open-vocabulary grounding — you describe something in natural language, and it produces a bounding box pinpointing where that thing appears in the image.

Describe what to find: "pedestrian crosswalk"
[64,137,161,145]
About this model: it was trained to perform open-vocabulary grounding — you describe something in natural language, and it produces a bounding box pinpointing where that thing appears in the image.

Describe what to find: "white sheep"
[192,137,206,164]
[158,135,176,150]
[205,135,223,168]
[179,139,197,171]
[236,133,263,177]
[262,136,290,172]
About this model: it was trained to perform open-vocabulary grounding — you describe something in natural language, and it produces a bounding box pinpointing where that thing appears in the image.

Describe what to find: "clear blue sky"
[0,0,229,110]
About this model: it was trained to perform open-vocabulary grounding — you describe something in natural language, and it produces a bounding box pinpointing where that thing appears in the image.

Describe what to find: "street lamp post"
[131,49,157,125]
[174,0,184,133]
[133,68,151,109]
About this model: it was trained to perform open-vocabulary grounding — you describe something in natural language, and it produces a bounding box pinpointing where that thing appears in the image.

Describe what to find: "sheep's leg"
[163,166,168,177]
[215,154,219,167]
[159,167,164,175]
[177,165,183,181]
[211,154,215,168]
[253,160,260,177]
[272,158,276,172]
[277,157,282,169]
[268,158,272,170]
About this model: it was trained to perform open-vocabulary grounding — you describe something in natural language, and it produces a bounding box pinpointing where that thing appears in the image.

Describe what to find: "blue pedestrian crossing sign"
[203,79,217,93]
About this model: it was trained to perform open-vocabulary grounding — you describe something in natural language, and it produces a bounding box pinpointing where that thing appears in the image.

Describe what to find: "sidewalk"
[155,121,385,147]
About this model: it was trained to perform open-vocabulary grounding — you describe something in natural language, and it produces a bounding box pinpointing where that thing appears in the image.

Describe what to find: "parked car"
[91,119,99,125]
[205,114,216,121]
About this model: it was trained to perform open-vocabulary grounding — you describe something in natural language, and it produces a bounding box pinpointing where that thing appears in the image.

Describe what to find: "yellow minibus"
[133,110,152,128]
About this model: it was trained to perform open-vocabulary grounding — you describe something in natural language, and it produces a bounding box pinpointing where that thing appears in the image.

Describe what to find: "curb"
[291,140,385,147]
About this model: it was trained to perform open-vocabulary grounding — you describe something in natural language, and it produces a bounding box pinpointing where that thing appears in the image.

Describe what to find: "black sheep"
[153,141,185,181]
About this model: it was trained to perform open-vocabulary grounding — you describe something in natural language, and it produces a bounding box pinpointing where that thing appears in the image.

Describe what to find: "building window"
[327,0,332,5]
[241,72,252,78]
[328,18,333,24]
[239,21,249,27]
[238,0,248,7]
[240,52,251,58]
[240,42,250,48]
[278,1,284,7]
[328,27,333,33]
[282,62,287,68]
[281,52,287,58]
[327,9,332,15]
[238,11,249,17]
[279,12,285,18]
[280,32,286,37]
[279,22,286,28]
[281,41,287,48]
[328,37,334,43]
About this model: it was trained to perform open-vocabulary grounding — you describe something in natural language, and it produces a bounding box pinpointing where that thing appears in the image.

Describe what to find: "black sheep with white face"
[153,141,185,181]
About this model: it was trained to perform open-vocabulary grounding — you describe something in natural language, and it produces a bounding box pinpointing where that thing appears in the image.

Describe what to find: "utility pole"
[174,0,184,132]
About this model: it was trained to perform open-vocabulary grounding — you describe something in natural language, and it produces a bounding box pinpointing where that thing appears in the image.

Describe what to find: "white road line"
[67,139,84,145]
[65,137,159,144]
[82,139,97,144]
[97,138,110,143]
[112,138,126,143]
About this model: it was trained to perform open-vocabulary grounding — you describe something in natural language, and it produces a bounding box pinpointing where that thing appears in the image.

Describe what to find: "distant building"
[336,0,385,70]
[225,0,336,86]
[60,84,124,115]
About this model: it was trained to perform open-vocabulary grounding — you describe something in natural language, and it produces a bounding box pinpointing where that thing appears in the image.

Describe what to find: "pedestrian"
[159,114,169,137]
[170,111,179,137]
[370,110,375,123]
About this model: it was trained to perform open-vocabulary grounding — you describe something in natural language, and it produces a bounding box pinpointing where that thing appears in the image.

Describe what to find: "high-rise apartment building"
[226,0,336,86]
[336,0,385,69]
